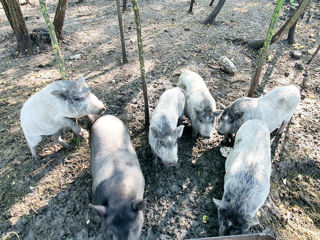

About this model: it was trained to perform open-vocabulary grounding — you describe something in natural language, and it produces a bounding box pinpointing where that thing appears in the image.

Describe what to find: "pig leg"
[277,116,291,135]
[26,134,42,161]
[62,118,89,139]
[52,132,72,150]
[192,129,198,139]
[152,152,158,168]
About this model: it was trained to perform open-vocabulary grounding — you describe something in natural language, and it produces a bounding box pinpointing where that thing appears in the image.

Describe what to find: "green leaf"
[289,0,295,6]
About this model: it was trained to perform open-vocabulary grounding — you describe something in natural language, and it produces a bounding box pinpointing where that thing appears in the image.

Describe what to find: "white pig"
[20,76,105,161]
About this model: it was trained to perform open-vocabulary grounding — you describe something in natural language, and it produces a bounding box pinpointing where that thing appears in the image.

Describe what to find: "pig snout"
[87,94,105,115]
[217,130,224,135]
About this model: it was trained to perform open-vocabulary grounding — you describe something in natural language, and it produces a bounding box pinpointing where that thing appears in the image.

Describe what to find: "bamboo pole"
[247,0,285,97]
[116,0,128,64]
[131,0,149,127]
[39,0,67,80]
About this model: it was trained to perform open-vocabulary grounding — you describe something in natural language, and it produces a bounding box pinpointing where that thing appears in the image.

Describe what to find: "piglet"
[149,87,185,166]
[90,115,145,240]
[178,70,222,138]
[218,85,300,135]
[20,76,105,161]
[214,119,271,235]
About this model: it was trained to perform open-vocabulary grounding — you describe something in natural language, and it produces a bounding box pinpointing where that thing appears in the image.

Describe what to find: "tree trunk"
[202,0,226,24]
[123,0,127,12]
[248,0,310,49]
[53,0,68,41]
[116,0,128,63]
[0,0,32,52]
[189,0,195,13]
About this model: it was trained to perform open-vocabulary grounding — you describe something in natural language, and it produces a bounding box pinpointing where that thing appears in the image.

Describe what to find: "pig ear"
[51,89,69,100]
[132,199,146,211]
[77,75,86,83]
[174,125,184,139]
[235,111,244,119]
[213,198,223,208]
[193,106,202,115]
[150,127,160,138]
[89,203,107,216]
[213,110,223,117]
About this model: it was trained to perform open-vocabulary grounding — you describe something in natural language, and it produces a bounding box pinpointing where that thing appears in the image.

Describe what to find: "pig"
[149,87,185,166]
[218,85,301,136]
[20,76,105,161]
[213,119,271,236]
[89,114,146,240]
[177,70,222,138]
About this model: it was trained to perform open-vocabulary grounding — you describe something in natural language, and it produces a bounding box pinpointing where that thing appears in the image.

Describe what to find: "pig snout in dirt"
[90,115,145,240]
[214,119,271,236]
[20,76,105,161]
[149,87,185,167]
[177,70,222,138]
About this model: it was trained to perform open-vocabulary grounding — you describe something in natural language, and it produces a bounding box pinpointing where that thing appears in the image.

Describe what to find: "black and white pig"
[178,70,222,138]
[149,87,185,166]
[20,76,105,161]
[89,114,146,240]
[218,85,300,136]
[213,119,271,236]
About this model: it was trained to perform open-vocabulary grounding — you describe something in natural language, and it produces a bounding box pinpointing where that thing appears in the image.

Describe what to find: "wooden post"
[131,0,149,127]
[39,0,67,80]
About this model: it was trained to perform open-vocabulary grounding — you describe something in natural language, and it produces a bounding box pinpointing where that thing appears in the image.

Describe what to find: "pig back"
[225,119,271,182]
[90,115,136,157]
[90,115,143,196]
[178,70,207,93]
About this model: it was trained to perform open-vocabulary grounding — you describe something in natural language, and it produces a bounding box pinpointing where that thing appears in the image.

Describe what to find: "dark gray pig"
[149,87,185,166]
[178,70,222,138]
[218,85,300,136]
[20,76,105,161]
[90,115,146,240]
[213,119,271,236]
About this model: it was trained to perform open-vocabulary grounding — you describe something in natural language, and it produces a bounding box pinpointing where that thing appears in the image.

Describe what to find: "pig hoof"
[33,154,41,162]
[79,129,89,139]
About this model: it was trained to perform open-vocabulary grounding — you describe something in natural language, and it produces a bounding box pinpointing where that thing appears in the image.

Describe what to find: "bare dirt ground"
[0,0,319,239]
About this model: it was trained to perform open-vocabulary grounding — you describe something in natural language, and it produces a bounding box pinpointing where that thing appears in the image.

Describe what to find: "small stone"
[70,54,82,60]
[295,63,304,71]
[184,27,190,31]
[218,56,237,74]
[284,72,289,77]
[291,50,302,59]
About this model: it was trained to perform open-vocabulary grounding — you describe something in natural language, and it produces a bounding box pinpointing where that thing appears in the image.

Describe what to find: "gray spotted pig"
[214,119,271,235]
[90,114,145,240]
[20,76,105,161]
[149,87,185,166]
[218,85,300,136]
